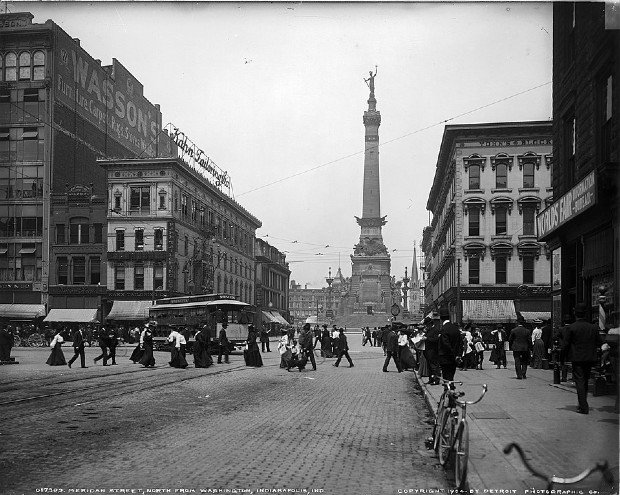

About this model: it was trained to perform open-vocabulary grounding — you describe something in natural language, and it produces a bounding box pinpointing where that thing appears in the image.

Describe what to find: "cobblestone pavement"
[0,339,447,495]
[416,352,619,494]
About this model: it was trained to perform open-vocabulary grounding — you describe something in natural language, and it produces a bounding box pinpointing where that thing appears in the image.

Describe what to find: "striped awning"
[462,300,517,323]
[44,308,99,323]
[0,303,46,320]
[262,311,279,324]
[106,300,152,321]
[519,311,551,322]
[269,311,289,325]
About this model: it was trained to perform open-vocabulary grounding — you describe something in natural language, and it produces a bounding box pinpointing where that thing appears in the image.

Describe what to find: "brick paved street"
[0,337,447,495]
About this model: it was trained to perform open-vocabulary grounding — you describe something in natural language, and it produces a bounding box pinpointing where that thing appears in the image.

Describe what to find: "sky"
[13,1,553,288]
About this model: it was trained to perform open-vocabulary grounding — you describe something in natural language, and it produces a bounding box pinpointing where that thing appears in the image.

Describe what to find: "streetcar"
[148,293,254,353]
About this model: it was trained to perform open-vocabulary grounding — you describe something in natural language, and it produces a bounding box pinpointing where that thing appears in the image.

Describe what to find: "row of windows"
[115,228,164,251]
[0,51,46,82]
[468,162,538,190]
[0,243,41,282]
[0,126,45,162]
[0,204,43,237]
[57,256,101,285]
[114,262,164,291]
[0,165,44,199]
[467,208,537,236]
[114,187,254,257]
[56,222,104,245]
[0,88,47,125]
[467,257,535,285]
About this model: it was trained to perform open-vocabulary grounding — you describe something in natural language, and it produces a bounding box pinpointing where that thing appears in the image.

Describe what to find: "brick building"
[255,237,290,328]
[0,12,171,324]
[537,2,619,326]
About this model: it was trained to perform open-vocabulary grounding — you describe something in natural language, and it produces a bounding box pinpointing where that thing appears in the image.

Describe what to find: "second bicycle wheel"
[437,410,455,466]
[28,333,44,347]
[454,421,469,489]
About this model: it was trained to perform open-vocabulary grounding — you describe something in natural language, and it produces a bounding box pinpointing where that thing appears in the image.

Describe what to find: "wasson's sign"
[537,171,596,239]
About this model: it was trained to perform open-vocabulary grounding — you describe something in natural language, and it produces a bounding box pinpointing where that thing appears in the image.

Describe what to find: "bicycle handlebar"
[439,378,463,387]
[504,442,614,487]
[455,384,488,405]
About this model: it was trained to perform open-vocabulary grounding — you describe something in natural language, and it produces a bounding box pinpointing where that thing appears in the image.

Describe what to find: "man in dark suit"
[509,317,532,379]
[217,325,230,364]
[424,316,441,385]
[333,328,354,367]
[491,326,508,368]
[437,306,462,382]
[93,326,110,366]
[68,326,87,368]
[564,303,604,414]
[383,325,402,372]
[107,327,119,365]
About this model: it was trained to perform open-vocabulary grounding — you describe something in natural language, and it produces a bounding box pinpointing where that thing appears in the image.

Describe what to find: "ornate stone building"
[423,122,554,326]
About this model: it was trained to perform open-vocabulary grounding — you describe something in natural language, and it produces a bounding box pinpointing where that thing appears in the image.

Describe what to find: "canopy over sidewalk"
[43,308,99,323]
[0,304,46,320]
[106,300,152,321]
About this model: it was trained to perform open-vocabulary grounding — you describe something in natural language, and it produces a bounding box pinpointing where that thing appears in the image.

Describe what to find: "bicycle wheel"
[28,333,44,347]
[13,335,22,347]
[454,421,469,489]
[437,410,455,466]
[433,407,446,452]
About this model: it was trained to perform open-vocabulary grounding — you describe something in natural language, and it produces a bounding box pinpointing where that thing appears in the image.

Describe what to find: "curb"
[412,369,485,492]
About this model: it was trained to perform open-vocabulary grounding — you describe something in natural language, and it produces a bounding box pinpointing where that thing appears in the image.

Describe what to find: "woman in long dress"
[244,325,263,367]
[277,329,293,368]
[129,325,145,363]
[320,327,333,358]
[193,326,213,368]
[46,329,67,366]
[167,328,188,368]
[137,326,155,367]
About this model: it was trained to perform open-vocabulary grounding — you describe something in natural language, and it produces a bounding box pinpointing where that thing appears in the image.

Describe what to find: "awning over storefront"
[262,311,279,324]
[462,300,517,324]
[106,300,152,321]
[519,311,551,322]
[0,303,46,320]
[269,311,289,325]
[43,308,99,323]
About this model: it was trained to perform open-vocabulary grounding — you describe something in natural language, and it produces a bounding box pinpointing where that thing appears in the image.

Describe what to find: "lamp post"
[402,267,410,315]
[326,267,334,324]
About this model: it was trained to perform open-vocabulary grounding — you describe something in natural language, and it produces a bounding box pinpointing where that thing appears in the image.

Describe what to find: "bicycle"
[27,333,46,347]
[435,381,488,489]
[425,379,464,452]
[504,442,617,493]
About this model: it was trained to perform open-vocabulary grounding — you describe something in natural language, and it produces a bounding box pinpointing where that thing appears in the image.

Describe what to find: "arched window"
[33,51,45,80]
[495,163,508,188]
[18,52,31,80]
[5,53,17,81]
[224,276,228,293]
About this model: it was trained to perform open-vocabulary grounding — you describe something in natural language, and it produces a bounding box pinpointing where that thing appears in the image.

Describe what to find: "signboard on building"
[53,26,173,158]
[537,171,597,239]
[552,248,562,291]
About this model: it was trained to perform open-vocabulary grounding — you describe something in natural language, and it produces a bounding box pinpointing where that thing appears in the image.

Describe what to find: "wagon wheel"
[28,333,45,347]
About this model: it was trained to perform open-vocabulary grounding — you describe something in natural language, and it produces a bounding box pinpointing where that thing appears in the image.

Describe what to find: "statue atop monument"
[364,66,378,97]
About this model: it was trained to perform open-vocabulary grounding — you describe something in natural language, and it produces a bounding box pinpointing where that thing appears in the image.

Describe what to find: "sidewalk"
[414,352,619,493]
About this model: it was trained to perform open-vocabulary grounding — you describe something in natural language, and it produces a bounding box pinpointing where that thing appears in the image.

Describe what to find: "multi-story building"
[538,2,619,326]
[255,237,290,327]
[0,12,171,324]
[99,157,261,320]
[289,281,327,325]
[423,122,554,327]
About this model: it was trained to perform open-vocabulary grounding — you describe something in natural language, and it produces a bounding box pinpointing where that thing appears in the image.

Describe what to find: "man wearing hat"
[564,302,604,414]
[333,328,354,368]
[509,316,532,379]
[437,305,462,382]
[298,323,316,370]
[423,315,441,385]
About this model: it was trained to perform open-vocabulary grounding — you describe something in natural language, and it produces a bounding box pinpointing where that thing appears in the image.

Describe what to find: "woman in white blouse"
[46,329,67,366]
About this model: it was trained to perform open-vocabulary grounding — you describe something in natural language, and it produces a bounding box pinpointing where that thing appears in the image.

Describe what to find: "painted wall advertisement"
[53,27,173,158]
